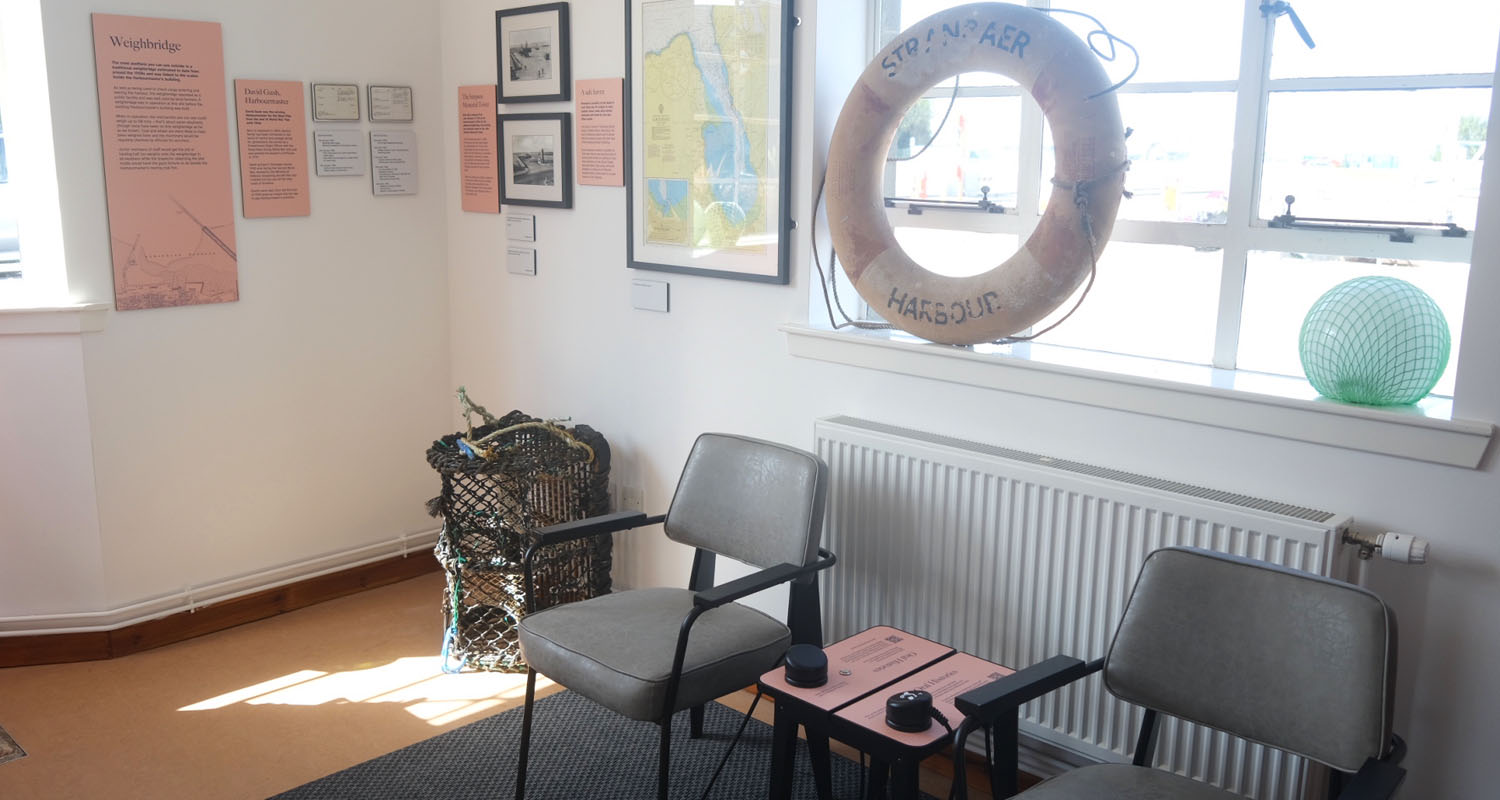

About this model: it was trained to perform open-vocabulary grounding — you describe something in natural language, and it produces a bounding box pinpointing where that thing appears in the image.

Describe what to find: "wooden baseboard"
[0,554,440,668]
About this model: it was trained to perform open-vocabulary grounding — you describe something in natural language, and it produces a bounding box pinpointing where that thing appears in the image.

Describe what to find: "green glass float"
[1298,276,1451,406]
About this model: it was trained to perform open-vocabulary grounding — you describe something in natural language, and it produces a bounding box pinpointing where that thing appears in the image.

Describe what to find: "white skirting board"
[0,528,440,636]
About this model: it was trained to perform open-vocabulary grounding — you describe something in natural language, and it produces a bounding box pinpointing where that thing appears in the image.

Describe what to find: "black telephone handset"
[784,643,828,688]
[884,689,953,733]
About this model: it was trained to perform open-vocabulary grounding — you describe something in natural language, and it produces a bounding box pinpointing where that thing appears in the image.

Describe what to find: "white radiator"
[814,415,1353,800]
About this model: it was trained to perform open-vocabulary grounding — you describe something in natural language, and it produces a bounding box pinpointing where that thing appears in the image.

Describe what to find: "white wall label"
[313,129,365,176]
[507,246,537,275]
[369,130,418,195]
[506,214,536,242]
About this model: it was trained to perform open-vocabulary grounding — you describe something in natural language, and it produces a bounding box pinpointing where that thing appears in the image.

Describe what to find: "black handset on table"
[784,643,828,688]
[885,689,953,733]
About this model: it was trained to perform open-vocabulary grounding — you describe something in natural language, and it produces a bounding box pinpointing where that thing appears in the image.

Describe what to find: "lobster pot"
[427,411,611,671]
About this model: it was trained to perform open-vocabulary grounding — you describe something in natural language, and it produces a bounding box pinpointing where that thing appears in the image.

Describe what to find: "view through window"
[839,0,1498,400]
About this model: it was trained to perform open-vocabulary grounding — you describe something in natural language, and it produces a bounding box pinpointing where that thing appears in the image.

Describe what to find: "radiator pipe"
[1343,530,1429,564]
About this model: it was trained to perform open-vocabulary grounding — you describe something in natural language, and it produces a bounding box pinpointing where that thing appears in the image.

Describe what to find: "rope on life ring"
[825,2,1127,346]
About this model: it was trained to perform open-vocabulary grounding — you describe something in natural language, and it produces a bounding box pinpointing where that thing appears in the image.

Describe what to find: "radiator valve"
[1344,529,1430,564]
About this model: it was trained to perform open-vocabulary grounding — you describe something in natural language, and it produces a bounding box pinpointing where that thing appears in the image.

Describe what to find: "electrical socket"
[621,486,644,513]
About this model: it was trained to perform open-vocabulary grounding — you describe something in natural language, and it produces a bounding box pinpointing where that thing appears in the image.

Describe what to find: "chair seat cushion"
[518,587,792,722]
[1018,763,1240,800]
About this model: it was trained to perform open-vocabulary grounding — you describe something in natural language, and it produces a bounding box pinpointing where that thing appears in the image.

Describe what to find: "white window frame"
[859,1,1483,369]
[791,0,1499,468]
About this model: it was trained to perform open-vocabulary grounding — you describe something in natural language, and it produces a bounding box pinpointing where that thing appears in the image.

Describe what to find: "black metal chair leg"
[690,703,706,738]
[516,668,537,800]
[658,717,672,800]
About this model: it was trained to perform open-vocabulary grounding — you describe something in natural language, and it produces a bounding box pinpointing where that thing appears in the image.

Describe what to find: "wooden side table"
[758,626,1014,799]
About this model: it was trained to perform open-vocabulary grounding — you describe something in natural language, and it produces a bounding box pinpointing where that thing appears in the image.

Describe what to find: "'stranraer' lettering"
[881,16,1031,77]
[888,285,1001,326]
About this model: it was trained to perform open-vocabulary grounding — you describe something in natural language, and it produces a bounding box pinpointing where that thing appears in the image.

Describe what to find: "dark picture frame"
[499,112,573,209]
[624,0,795,284]
[497,3,571,104]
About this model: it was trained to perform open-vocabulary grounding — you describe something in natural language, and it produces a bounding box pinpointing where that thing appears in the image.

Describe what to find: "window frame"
[839,0,1489,386]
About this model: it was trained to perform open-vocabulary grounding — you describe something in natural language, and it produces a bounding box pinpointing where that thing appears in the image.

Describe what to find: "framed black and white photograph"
[625,0,794,283]
[499,112,572,208]
[497,3,570,103]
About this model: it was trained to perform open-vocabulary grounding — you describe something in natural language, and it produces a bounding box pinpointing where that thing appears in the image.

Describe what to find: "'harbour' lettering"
[888,285,1003,326]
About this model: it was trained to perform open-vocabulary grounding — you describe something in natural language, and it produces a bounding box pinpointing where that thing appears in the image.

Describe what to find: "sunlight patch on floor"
[178,656,555,725]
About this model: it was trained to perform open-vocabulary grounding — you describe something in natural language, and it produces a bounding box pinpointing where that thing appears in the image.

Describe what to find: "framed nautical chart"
[625,0,794,283]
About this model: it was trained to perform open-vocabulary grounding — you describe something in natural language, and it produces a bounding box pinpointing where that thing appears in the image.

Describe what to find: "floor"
[0,573,996,799]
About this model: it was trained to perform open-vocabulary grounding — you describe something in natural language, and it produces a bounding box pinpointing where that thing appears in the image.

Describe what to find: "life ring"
[826,2,1126,345]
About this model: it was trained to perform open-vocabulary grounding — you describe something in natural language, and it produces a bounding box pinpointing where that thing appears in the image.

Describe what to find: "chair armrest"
[1336,757,1406,800]
[520,511,665,613]
[693,548,837,609]
[694,563,801,609]
[531,510,663,548]
[954,655,1103,724]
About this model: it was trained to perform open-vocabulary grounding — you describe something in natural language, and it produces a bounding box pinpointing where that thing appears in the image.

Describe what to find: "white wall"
[0,0,1493,792]
[0,0,451,618]
[442,0,1500,795]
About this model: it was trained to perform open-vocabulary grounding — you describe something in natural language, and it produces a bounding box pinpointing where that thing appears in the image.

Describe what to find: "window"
[826,0,1498,403]
[0,0,67,306]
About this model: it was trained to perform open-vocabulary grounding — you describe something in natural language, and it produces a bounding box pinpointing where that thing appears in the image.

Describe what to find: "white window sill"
[0,303,110,335]
[781,323,1494,469]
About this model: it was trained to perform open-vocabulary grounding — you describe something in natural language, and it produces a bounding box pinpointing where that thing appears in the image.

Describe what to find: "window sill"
[781,323,1494,469]
[0,303,110,335]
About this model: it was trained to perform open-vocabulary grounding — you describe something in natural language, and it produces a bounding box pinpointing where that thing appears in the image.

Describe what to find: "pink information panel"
[92,13,238,310]
[836,651,1016,748]
[457,84,499,213]
[760,626,953,712]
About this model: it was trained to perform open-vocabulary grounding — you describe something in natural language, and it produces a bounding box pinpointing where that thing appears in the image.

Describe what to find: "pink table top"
[834,651,1016,748]
[759,625,954,712]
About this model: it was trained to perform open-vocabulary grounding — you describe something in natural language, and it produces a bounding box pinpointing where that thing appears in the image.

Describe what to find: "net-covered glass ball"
[1299,276,1450,406]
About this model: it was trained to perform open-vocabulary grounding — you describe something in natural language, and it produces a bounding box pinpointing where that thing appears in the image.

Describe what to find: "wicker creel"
[427,410,611,672]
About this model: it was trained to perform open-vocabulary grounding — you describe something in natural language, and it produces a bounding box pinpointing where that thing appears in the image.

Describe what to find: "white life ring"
[826,2,1126,345]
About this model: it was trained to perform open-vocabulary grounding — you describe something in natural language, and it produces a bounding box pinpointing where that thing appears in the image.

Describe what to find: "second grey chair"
[951,546,1405,800]
[513,432,836,800]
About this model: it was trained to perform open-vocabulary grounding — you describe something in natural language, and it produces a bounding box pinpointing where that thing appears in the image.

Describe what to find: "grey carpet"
[272,690,935,799]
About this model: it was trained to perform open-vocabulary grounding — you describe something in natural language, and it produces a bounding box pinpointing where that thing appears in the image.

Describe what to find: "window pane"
[1260,89,1491,228]
[1028,242,1220,365]
[1238,252,1467,397]
[880,0,1239,86]
[1055,1,1242,83]
[887,95,1021,204]
[0,102,16,272]
[1271,0,1500,79]
[1041,93,1234,223]
[891,227,1018,279]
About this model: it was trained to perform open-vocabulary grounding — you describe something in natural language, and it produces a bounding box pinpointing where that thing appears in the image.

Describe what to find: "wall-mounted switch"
[630,279,669,312]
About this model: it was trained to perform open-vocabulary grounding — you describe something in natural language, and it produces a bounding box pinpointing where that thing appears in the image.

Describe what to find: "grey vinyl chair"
[513,432,836,800]
[951,546,1405,800]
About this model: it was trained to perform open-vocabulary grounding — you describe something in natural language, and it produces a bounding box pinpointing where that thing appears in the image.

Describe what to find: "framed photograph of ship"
[499,112,573,209]
[497,3,571,103]
[625,0,794,283]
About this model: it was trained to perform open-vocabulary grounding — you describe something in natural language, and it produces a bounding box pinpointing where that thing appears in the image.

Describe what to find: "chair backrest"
[663,433,828,571]
[1104,547,1396,774]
